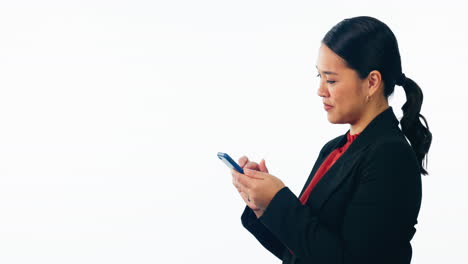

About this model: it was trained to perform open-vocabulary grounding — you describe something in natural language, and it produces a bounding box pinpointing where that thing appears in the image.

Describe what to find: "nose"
[317,80,329,98]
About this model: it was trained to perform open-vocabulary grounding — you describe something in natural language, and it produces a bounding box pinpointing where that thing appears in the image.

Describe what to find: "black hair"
[322,16,432,175]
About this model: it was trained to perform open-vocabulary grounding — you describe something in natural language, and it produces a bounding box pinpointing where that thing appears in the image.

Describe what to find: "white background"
[0,0,466,263]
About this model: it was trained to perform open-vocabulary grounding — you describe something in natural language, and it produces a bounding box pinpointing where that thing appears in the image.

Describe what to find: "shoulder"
[367,128,414,158]
[361,128,420,175]
[355,129,422,199]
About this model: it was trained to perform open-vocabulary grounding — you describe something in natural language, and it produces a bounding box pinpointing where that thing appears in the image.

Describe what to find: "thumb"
[259,159,269,173]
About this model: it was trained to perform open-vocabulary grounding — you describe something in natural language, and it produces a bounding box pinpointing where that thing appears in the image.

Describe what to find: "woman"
[231,16,432,264]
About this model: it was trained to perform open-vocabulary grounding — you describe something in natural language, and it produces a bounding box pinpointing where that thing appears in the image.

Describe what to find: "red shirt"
[299,131,360,205]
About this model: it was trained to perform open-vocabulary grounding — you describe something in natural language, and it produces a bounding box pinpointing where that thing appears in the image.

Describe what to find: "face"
[316,44,368,125]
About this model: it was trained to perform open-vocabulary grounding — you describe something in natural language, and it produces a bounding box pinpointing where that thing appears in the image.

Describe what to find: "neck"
[349,102,389,135]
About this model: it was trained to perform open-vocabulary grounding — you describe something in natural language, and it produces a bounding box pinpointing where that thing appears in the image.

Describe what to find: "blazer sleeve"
[239,140,335,260]
[240,205,286,260]
[257,140,422,263]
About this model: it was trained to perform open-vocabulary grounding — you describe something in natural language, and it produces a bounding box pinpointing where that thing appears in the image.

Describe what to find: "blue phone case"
[217,152,244,174]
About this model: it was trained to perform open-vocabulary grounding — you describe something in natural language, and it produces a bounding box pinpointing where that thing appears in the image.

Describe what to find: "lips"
[324,103,333,111]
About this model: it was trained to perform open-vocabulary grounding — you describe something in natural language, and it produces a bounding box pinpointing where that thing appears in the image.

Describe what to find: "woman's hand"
[232,156,266,216]
[232,156,285,218]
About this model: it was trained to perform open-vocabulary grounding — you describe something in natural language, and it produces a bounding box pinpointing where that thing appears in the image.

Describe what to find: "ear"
[366,70,383,97]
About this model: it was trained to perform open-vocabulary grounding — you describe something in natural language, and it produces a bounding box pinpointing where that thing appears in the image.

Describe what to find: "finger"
[237,172,256,189]
[231,168,244,179]
[259,159,269,173]
[238,156,249,168]
[244,161,260,171]
[243,168,265,180]
[232,174,241,192]
[239,191,249,203]
[231,169,245,193]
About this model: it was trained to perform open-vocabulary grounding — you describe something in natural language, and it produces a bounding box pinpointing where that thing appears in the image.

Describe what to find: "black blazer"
[241,106,422,264]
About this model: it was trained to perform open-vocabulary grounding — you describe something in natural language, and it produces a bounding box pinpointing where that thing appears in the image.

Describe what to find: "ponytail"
[398,75,432,175]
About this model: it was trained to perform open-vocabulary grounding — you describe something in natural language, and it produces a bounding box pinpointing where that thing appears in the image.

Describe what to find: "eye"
[317,73,336,84]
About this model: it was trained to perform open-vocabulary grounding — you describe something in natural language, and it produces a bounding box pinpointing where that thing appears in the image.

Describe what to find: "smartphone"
[217,152,244,174]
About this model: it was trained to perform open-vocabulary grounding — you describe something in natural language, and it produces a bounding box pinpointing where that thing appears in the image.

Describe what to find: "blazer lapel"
[300,106,400,212]
[298,135,346,198]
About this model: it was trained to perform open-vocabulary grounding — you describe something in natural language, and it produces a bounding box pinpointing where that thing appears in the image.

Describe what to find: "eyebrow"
[316,66,338,75]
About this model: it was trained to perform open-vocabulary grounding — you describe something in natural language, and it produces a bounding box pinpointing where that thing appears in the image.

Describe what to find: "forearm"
[241,205,286,260]
[258,187,343,262]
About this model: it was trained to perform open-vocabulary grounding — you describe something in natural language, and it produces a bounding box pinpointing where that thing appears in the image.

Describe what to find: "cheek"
[329,86,347,106]
[329,86,359,117]
[332,83,361,104]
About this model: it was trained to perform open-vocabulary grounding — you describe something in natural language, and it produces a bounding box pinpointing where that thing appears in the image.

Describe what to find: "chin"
[327,113,346,124]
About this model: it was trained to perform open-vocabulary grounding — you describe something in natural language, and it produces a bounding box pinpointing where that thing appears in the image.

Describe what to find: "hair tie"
[396,73,407,86]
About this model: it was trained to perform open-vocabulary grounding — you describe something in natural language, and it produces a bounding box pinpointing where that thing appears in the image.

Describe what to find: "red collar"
[347,131,360,143]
